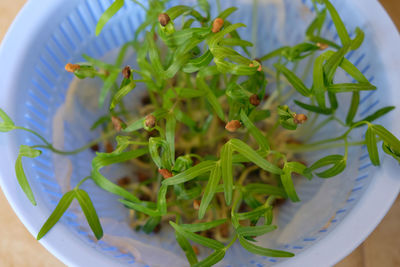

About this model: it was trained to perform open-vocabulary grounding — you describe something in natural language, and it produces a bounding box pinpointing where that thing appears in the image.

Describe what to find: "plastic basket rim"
[0,0,399,266]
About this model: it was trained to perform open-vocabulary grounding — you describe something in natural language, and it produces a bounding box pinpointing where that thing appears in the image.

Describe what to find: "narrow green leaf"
[217,7,238,19]
[236,225,277,237]
[110,81,136,110]
[0,108,15,132]
[382,142,400,164]
[75,189,103,240]
[220,38,253,47]
[37,191,75,240]
[170,222,225,250]
[157,184,168,215]
[199,163,221,219]
[244,184,287,198]
[274,64,310,97]
[119,199,160,217]
[240,110,270,151]
[355,106,395,126]
[322,0,351,46]
[91,149,148,203]
[196,77,225,120]
[166,114,176,163]
[309,155,346,178]
[366,127,380,166]
[180,219,228,233]
[323,44,350,83]
[294,100,333,115]
[143,216,161,234]
[230,139,283,175]
[312,54,326,108]
[162,161,216,185]
[238,236,294,257]
[351,27,365,50]
[281,165,300,202]
[175,231,198,265]
[235,206,269,221]
[345,92,360,125]
[15,145,42,205]
[371,125,400,152]
[259,47,288,62]
[96,0,124,36]
[221,143,233,205]
[193,249,225,267]
[99,70,119,107]
[327,82,376,93]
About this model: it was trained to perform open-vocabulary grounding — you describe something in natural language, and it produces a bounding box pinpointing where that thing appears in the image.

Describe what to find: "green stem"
[75,176,91,189]
[15,127,51,147]
[32,130,116,155]
[251,0,259,58]
[224,235,238,251]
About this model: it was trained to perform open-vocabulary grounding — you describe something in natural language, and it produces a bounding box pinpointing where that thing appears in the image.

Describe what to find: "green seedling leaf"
[0,108,15,132]
[236,225,277,237]
[193,249,225,267]
[366,127,380,166]
[240,110,270,151]
[110,81,136,110]
[180,219,228,233]
[345,92,360,125]
[143,216,162,234]
[15,145,42,205]
[75,189,103,240]
[371,125,400,152]
[119,199,160,217]
[382,142,400,164]
[162,161,217,185]
[96,0,124,36]
[294,100,334,115]
[309,154,346,178]
[281,164,300,202]
[230,139,282,175]
[170,222,225,250]
[244,184,287,198]
[166,114,176,163]
[327,82,376,93]
[274,64,310,97]
[238,235,294,257]
[157,184,168,215]
[235,206,270,221]
[321,0,351,46]
[91,149,148,202]
[37,191,75,240]
[199,163,221,219]
[221,142,234,205]
[354,106,395,126]
[175,231,198,265]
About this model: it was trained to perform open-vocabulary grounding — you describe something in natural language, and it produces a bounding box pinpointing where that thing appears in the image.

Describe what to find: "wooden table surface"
[0,1,399,266]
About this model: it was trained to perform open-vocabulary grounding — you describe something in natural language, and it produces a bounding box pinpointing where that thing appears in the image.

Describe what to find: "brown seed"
[317,42,329,50]
[158,169,173,179]
[212,18,224,33]
[139,194,151,202]
[122,66,131,79]
[294,113,308,124]
[192,245,200,255]
[141,94,151,105]
[117,176,131,187]
[145,114,156,129]
[111,116,125,132]
[193,200,201,210]
[219,223,229,238]
[90,144,100,152]
[249,62,262,72]
[158,13,171,27]
[105,142,114,153]
[65,63,80,73]
[153,224,162,233]
[249,94,261,106]
[137,171,150,182]
[225,120,241,132]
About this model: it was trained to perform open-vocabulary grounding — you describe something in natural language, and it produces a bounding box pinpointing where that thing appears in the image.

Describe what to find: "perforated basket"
[0,0,399,266]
